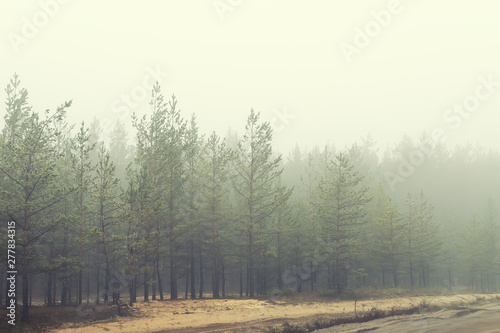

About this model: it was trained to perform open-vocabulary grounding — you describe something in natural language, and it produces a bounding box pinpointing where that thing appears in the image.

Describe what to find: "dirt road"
[51,294,500,333]
[317,302,500,333]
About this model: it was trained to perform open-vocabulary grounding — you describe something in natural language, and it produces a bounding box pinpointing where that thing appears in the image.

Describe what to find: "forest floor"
[3,290,500,332]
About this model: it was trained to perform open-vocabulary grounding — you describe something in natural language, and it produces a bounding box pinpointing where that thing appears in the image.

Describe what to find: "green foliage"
[372,186,405,287]
[2,73,499,319]
[0,74,73,318]
[233,109,293,296]
[315,151,371,294]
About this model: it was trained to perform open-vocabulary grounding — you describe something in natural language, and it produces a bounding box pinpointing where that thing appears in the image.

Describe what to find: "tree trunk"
[129,275,137,305]
[212,256,219,298]
[296,275,302,293]
[170,243,177,299]
[336,200,342,296]
[310,261,314,291]
[336,258,341,295]
[245,262,249,296]
[327,264,332,289]
[47,273,53,306]
[0,268,3,307]
[144,269,149,302]
[249,227,254,297]
[52,273,56,305]
[78,269,83,305]
[152,275,156,300]
[96,252,101,305]
[212,209,219,298]
[61,278,67,306]
[78,184,84,305]
[409,259,414,288]
[190,241,196,299]
[239,264,243,297]
[199,248,203,299]
[103,244,111,304]
[222,261,226,298]
[169,210,178,299]
[86,253,91,304]
[67,277,71,305]
[156,253,164,300]
[263,255,268,295]
[277,231,283,289]
[185,258,189,299]
[22,200,30,321]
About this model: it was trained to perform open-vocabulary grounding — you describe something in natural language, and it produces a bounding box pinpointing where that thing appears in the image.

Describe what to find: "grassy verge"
[264,306,420,333]
[263,294,500,333]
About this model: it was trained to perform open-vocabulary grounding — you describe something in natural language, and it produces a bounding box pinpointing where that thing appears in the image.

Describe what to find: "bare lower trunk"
[310,261,314,291]
[47,273,53,306]
[96,253,101,305]
[222,262,226,298]
[22,267,28,321]
[143,269,149,302]
[185,258,189,299]
[22,202,30,321]
[249,228,254,297]
[86,253,91,303]
[199,248,203,299]
[169,241,177,299]
[239,264,243,297]
[78,269,83,305]
[156,252,163,300]
[190,242,196,299]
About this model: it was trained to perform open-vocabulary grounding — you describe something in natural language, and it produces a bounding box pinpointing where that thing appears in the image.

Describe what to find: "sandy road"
[50,294,500,333]
[317,302,500,333]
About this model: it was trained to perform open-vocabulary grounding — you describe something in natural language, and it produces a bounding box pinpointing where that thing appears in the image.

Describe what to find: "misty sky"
[2,1,500,155]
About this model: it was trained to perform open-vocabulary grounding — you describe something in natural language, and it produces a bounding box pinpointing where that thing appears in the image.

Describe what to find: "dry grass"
[2,290,499,333]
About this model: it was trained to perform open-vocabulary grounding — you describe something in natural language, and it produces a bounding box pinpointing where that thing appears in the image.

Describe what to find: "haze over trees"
[1,75,499,321]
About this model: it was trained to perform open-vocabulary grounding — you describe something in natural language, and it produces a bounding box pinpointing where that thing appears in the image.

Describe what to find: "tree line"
[1,75,499,321]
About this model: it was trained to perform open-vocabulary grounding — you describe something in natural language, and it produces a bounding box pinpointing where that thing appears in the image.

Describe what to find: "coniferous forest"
[2,74,500,322]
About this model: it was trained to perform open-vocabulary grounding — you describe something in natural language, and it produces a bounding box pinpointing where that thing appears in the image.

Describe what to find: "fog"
[2,1,500,153]
[2,1,500,330]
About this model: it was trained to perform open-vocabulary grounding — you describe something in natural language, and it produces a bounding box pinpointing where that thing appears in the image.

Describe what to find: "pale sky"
[2,0,500,155]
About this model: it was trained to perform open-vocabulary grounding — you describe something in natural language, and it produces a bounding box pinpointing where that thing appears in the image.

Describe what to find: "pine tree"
[403,193,417,288]
[163,95,188,300]
[233,109,292,297]
[413,191,441,287]
[109,119,132,186]
[372,186,405,287]
[199,132,233,298]
[316,151,370,295]
[461,216,483,290]
[92,144,122,305]
[183,115,203,299]
[282,198,315,292]
[0,75,73,320]
[123,163,157,304]
[132,84,187,300]
[70,122,95,305]
[482,197,498,291]
[272,188,292,290]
